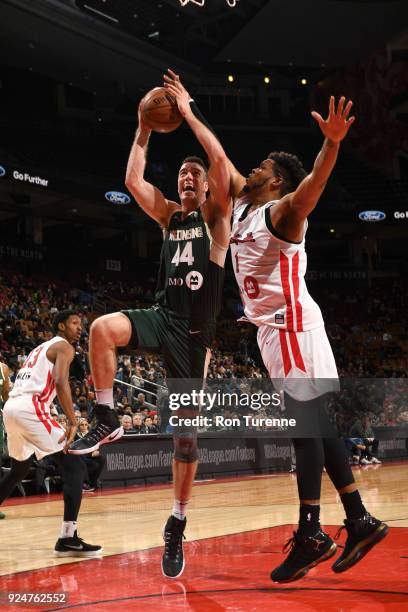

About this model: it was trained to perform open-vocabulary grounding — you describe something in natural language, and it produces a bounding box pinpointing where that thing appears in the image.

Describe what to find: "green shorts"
[122,306,215,380]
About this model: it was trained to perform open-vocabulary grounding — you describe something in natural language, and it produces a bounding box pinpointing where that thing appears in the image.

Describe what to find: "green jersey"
[155,209,216,319]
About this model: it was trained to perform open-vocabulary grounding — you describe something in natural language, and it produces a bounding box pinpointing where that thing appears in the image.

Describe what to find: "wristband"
[189,100,218,139]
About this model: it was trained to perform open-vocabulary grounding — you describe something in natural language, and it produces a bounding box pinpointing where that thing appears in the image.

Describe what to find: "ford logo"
[105,191,131,205]
[0,166,6,177]
[358,210,386,222]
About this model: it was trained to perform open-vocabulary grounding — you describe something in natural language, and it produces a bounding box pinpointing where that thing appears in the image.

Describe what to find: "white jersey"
[231,197,323,331]
[9,336,68,409]
[3,337,67,461]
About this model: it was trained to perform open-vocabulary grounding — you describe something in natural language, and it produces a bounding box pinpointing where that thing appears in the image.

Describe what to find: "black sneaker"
[69,404,123,455]
[82,483,96,492]
[271,530,337,583]
[54,531,102,557]
[162,515,186,578]
[332,512,388,573]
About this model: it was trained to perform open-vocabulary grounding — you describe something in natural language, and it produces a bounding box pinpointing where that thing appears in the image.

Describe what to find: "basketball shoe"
[69,404,123,455]
[162,515,186,578]
[54,531,102,557]
[332,512,388,573]
[271,530,337,583]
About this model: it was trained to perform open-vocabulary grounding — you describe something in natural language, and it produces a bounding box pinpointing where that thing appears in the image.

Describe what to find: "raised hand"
[311,96,355,143]
[163,68,192,118]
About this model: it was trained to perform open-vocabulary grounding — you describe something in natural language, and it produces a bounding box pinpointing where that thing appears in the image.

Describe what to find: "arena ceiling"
[0,0,406,246]
[0,0,406,98]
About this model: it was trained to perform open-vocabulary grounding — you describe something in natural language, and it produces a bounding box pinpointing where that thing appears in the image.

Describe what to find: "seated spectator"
[144,416,158,434]
[77,418,90,439]
[121,415,135,434]
[77,396,90,419]
[75,419,106,491]
[132,392,149,413]
[58,414,67,429]
[152,413,160,431]
[122,403,133,416]
[349,415,381,464]
[132,414,148,434]
[344,438,368,465]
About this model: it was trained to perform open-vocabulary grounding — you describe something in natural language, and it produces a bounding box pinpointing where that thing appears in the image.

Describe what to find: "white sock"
[95,388,114,409]
[60,521,77,539]
[172,499,188,521]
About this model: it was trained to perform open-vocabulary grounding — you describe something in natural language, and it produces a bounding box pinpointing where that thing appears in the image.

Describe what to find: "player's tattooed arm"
[125,103,176,227]
[284,96,355,219]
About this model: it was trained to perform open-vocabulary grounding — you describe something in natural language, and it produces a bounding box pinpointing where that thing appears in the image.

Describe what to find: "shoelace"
[282,533,297,554]
[164,529,185,560]
[335,513,372,542]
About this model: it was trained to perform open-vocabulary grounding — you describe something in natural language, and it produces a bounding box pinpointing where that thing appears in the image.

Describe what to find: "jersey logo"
[230,232,256,245]
[275,313,285,325]
[243,276,260,299]
[169,227,203,241]
[186,270,203,291]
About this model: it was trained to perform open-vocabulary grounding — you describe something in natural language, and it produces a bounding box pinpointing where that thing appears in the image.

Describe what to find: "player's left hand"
[311,96,355,143]
[59,422,78,453]
[163,69,192,118]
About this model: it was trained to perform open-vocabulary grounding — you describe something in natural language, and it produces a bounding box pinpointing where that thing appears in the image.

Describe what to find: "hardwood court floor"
[0,462,407,610]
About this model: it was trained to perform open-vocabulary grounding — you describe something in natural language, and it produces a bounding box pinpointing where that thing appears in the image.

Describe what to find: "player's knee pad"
[173,432,198,463]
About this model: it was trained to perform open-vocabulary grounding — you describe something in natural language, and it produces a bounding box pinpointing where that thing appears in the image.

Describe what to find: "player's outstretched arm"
[52,342,77,451]
[125,105,174,227]
[164,69,246,202]
[285,96,355,219]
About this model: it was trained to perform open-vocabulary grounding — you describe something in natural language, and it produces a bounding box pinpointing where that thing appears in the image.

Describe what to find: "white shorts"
[257,325,339,401]
[3,397,64,461]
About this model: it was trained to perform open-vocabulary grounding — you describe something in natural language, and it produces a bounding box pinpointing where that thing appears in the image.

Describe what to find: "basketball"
[140,87,183,133]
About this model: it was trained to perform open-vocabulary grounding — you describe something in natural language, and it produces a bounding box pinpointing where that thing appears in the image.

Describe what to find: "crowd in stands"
[0,269,407,459]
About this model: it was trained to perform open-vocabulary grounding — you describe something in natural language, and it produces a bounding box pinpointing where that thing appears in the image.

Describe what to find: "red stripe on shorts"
[279,251,293,331]
[288,332,307,373]
[291,252,303,332]
[279,330,292,376]
[33,395,51,434]
[38,371,60,428]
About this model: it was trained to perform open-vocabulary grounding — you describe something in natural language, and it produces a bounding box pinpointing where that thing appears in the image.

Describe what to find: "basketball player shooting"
[69,90,231,578]
[0,310,101,556]
[164,71,388,582]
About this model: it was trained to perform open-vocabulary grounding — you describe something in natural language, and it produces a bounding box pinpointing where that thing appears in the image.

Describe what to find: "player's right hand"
[59,422,78,453]
[163,69,192,118]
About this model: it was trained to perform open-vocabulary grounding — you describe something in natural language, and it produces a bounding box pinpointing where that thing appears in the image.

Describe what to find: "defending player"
[164,71,388,582]
[0,310,101,557]
[69,97,231,577]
